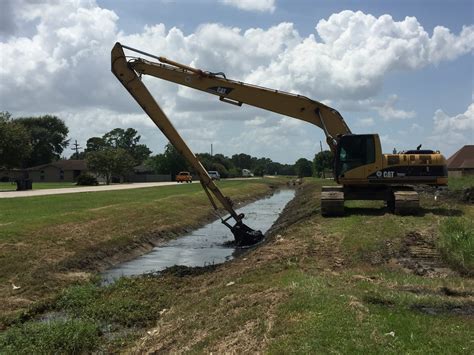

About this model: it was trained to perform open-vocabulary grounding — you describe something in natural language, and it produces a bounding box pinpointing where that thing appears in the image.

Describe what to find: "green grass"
[269,268,473,354]
[0,319,100,354]
[438,217,474,273]
[448,175,474,191]
[0,182,78,191]
[0,178,285,323]
[2,176,472,352]
[56,277,173,327]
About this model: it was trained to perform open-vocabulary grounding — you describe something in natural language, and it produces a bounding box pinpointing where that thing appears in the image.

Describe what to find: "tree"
[313,150,334,178]
[0,112,32,168]
[16,115,69,167]
[85,137,108,153]
[231,153,253,170]
[70,151,86,160]
[86,148,135,184]
[102,128,151,165]
[145,153,167,174]
[294,158,313,178]
[163,143,189,177]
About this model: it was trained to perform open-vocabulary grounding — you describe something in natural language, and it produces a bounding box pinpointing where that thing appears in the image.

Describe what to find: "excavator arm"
[115,43,351,152]
[111,43,263,246]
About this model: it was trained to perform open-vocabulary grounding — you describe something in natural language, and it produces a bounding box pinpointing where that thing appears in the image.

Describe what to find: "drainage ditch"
[102,189,295,282]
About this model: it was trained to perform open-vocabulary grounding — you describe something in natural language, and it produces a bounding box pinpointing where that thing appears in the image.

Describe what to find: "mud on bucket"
[231,222,264,247]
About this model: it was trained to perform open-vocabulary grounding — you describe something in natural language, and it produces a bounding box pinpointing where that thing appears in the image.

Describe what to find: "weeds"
[438,217,474,274]
[0,319,99,354]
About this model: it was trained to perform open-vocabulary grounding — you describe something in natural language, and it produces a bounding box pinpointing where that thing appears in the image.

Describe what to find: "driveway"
[0,181,198,199]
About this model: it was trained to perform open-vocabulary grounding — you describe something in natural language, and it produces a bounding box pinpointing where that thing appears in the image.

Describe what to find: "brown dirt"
[371,231,458,277]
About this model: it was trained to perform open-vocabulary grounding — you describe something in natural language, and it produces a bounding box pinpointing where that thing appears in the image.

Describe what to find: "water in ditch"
[103,189,295,282]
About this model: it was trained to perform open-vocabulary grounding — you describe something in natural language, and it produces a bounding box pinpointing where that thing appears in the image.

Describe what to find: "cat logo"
[376,171,395,178]
[207,86,233,96]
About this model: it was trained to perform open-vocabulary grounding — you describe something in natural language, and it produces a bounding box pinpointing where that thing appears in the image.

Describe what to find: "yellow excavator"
[111,43,448,244]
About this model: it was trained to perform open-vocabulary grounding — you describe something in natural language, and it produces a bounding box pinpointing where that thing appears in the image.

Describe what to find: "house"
[27,160,88,182]
[446,145,474,177]
[0,168,25,182]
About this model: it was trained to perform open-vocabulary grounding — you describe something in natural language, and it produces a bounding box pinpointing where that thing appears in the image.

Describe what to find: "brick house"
[447,145,474,177]
[27,160,88,182]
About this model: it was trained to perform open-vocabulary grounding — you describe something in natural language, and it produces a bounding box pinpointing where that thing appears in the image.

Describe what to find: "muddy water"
[103,189,295,282]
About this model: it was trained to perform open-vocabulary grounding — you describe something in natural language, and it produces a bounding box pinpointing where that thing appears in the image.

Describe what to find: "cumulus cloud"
[219,0,276,13]
[355,117,375,127]
[376,95,415,120]
[427,103,474,155]
[247,11,474,101]
[1,2,472,162]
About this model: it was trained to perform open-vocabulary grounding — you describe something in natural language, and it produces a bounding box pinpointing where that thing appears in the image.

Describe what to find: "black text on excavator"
[111,42,448,222]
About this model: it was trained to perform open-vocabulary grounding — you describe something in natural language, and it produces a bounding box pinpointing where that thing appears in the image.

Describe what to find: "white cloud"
[1,2,472,162]
[376,95,416,120]
[219,0,276,13]
[427,103,474,156]
[247,11,473,101]
[355,117,375,127]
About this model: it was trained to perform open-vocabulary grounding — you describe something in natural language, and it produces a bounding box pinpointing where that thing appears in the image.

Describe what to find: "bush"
[76,173,98,186]
[438,217,474,274]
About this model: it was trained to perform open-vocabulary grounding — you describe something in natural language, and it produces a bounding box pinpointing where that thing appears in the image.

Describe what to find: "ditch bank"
[59,181,286,274]
[1,179,289,324]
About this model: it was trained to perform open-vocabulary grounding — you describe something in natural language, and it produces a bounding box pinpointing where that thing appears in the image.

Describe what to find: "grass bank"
[2,177,472,352]
[0,178,286,324]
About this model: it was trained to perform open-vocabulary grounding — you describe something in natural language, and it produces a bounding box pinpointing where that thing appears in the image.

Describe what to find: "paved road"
[0,181,198,199]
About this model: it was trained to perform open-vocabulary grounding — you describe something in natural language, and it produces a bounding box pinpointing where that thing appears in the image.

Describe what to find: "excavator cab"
[335,134,377,180]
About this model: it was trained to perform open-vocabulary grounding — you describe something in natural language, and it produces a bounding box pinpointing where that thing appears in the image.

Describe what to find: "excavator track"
[392,189,420,215]
[321,186,345,216]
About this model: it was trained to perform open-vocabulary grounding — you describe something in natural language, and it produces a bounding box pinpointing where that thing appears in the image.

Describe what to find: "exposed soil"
[411,302,474,316]
[372,231,458,277]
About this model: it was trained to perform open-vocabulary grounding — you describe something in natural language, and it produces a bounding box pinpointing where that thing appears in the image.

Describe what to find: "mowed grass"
[0,182,79,191]
[0,178,285,323]
[2,177,472,353]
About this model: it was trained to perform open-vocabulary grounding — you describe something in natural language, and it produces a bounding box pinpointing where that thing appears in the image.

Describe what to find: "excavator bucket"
[231,221,264,247]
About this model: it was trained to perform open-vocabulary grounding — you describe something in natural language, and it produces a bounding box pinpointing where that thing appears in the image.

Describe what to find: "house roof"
[447,145,474,169]
[27,160,87,171]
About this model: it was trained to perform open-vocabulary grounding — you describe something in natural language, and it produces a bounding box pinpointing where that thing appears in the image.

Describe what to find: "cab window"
[336,135,375,176]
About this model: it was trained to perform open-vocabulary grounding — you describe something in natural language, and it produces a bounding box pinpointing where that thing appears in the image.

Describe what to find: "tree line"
[1,111,334,183]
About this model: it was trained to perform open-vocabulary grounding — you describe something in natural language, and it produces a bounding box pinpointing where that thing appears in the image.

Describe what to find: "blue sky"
[1,0,473,163]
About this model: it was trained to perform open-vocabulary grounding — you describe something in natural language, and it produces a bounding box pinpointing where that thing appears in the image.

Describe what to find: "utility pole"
[320,140,325,179]
[71,140,83,159]
[211,143,213,156]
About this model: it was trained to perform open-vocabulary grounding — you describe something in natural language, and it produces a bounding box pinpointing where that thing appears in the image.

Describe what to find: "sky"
[0,0,472,164]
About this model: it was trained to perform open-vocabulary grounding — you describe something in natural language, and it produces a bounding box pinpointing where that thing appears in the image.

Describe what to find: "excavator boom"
[111,42,263,246]
[120,44,351,151]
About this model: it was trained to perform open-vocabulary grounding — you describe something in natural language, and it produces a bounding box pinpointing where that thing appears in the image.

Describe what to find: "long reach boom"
[114,43,351,152]
[111,42,263,246]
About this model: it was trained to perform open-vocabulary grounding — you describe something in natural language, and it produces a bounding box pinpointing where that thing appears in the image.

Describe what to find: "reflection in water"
[103,189,295,282]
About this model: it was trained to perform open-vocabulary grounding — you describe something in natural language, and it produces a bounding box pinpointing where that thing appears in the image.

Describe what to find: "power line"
[71,140,83,159]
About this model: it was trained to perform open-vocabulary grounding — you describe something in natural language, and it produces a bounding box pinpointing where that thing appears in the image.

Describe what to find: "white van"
[208,171,220,180]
